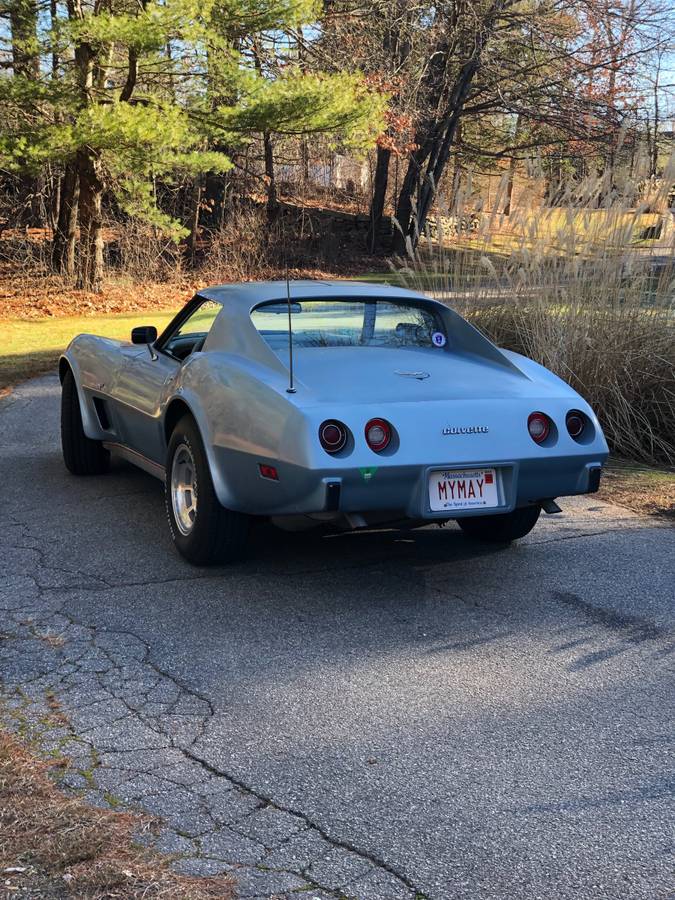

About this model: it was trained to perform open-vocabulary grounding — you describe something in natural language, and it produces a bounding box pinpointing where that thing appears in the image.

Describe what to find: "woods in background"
[0,0,673,290]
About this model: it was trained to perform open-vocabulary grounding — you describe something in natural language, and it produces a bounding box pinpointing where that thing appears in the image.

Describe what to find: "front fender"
[60,349,105,441]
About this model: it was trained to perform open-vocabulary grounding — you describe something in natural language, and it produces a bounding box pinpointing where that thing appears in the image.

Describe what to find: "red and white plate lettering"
[429,468,499,512]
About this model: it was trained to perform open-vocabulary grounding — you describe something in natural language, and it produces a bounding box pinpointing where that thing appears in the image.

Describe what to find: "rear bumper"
[211,448,608,518]
[326,457,603,519]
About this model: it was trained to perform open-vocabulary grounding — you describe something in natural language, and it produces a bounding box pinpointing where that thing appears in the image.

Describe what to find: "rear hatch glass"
[251,297,448,353]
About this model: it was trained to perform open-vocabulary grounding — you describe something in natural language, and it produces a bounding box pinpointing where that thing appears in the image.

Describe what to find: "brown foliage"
[0,731,234,899]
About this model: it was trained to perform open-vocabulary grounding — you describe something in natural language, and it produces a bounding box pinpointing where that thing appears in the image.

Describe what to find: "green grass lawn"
[3,311,176,391]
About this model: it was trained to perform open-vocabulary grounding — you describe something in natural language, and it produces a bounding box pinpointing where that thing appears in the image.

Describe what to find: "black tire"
[457,505,541,543]
[61,368,110,476]
[165,415,250,565]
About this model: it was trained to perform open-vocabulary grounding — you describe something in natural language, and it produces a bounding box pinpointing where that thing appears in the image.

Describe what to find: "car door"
[113,299,221,463]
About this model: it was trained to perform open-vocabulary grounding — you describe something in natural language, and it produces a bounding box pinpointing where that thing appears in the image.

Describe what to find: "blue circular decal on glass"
[432,331,447,348]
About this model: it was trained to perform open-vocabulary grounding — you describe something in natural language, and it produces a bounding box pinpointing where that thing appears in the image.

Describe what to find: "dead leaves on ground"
[0,731,234,899]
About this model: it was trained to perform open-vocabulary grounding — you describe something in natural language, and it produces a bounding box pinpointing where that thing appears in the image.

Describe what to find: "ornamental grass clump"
[398,168,675,466]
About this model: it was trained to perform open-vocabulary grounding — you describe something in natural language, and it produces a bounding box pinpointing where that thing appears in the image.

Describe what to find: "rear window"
[251,298,447,352]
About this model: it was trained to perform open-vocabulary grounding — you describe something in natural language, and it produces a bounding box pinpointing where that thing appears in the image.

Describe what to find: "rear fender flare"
[163,390,237,509]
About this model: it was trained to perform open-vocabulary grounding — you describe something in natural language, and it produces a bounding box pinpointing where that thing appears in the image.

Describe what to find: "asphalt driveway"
[1,376,673,900]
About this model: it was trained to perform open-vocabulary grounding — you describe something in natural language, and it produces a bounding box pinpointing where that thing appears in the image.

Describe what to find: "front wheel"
[457,505,541,543]
[165,415,250,565]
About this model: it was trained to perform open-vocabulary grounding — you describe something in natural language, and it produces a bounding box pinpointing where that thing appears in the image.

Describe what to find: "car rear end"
[254,393,607,524]
[211,288,609,526]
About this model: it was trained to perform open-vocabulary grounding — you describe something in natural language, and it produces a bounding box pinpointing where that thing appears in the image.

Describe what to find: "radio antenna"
[285,267,296,394]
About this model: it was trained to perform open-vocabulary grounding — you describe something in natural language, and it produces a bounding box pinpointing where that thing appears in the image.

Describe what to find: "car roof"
[199,280,438,377]
[199,280,430,306]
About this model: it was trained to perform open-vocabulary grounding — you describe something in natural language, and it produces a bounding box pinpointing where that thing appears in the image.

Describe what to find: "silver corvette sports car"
[60,281,608,564]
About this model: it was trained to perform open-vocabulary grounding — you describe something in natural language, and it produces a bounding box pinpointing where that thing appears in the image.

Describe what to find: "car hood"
[285,346,571,404]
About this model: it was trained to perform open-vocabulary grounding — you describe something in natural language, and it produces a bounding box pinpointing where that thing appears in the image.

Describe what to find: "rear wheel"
[457,505,540,543]
[61,368,110,475]
[165,415,250,565]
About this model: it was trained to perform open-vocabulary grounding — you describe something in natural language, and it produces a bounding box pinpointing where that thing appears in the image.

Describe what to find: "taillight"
[319,420,348,454]
[528,412,550,444]
[365,418,391,452]
[566,410,585,439]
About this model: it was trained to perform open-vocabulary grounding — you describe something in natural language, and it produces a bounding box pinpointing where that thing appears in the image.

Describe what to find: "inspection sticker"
[359,467,378,481]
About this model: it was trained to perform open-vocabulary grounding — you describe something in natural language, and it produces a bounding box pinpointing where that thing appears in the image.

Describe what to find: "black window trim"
[154,295,220,362]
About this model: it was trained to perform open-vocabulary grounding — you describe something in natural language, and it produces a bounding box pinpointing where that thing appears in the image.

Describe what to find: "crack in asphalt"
[182,746,424,895]
[3,377,673,900]
[1,517,426,899]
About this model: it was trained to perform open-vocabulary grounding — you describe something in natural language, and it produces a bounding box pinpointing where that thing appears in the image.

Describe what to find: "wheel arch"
[163,393,240,512]
[59,354,104,440]
[164,397,194,445]
[58,356,72,383]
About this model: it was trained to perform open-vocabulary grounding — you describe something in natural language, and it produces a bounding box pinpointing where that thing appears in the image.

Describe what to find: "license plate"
[428,468,499,512]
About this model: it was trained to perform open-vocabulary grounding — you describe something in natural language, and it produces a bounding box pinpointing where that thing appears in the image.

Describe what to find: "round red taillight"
[365,418,391,452]
[319,420,347,454]
[528,412,550,444]
[566,411,585,439]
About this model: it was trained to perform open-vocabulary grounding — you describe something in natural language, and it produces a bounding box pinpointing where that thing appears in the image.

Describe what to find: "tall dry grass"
[398,168,675,465]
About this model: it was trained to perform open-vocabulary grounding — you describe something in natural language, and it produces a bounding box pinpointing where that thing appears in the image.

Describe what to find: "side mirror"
[131,325,157,345]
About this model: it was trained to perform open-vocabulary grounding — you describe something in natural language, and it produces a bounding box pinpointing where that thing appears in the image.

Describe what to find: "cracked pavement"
[1,375,674,900]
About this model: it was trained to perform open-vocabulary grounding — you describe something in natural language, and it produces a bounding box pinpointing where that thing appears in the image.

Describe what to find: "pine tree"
[0,0,385,289]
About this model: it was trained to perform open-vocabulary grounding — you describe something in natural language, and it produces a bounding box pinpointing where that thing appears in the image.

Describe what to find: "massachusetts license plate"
[428,468,499,512]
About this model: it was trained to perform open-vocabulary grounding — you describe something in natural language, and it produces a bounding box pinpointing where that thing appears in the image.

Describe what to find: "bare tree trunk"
[503,159,517,216]
[393,0,507,251]
[503,115,521,216]
[77,150,104,291]
[392,139,431,253]
[367,144,391,252]
[50,0,59,75]
[300,139,310,184]
[628,110,637,181]
[448,123,464,211]
[250,43,279,225]
[187,176,202,263]
[69,0,101,289]
[645,119,654,181]
[51,163,79,276]
[263,131,279,223]
[49,164,61,232]
[649,53,662,180]
[29,174,47,228]
[415,59,484,235]
[10,0,44,226]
